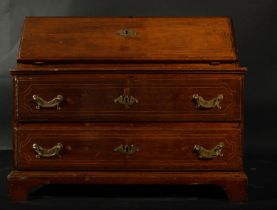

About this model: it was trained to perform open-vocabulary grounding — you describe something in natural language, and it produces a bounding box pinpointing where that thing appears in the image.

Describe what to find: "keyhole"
[124,30,129,35]
[124,96,129,103]
[125,145,129,152]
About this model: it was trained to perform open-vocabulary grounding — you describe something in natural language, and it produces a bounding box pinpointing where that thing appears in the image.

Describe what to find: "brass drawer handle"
[33,94,63,110]
[114,94,139,108]
[192,94,223,109]
[32,143,63,158]
[193,142,224,159]
[114,144,140,155]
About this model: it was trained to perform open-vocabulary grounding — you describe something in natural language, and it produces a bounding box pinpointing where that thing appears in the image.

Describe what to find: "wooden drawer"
[15,123,242,171]
[15,74,242,122]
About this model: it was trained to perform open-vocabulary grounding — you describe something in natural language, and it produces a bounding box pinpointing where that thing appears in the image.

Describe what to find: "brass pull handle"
[33,94,63,110]
[32,143,63,158]
[192,94,223,109]
[114,94,139,108]
[114,144,140,155]
[193,142,224,159]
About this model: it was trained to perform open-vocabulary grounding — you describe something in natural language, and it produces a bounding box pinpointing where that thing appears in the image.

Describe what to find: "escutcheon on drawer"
[15,74,242,122]
[15,123,242,171]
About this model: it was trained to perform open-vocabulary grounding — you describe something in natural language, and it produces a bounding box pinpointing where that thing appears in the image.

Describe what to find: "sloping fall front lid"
[18,17,238,63]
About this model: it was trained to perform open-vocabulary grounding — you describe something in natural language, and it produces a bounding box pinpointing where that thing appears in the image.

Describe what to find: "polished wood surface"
[15,74,242,122]
[18,17,237,63]
[15,123,242,171]
[8,17,247,202]
[8,171,247,202]
[11,63,247,74]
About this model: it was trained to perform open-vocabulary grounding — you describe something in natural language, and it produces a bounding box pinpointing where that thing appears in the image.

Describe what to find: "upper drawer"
[14,74,242,122]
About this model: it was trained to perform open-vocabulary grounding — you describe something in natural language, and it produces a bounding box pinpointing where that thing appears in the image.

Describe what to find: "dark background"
[0,0,277,209]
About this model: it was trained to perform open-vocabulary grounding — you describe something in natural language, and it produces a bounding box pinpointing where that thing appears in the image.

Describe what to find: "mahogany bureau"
[8,17,247,201]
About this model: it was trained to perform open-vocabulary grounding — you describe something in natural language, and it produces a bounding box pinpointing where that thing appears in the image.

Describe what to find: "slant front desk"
[8,17,247,201]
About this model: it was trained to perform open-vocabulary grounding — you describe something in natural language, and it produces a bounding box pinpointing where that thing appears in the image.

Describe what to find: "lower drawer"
[15,123,242,171]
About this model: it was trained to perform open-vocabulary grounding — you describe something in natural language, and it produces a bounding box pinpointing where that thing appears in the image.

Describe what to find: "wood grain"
[18,17,237,63]
[9,16,247,202]
[14,123,242,171]
[15,74,242,122]
[8,170,247,202]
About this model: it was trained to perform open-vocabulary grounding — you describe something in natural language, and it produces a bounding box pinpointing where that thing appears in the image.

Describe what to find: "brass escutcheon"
[114,144,140,155]
[114,94,139,108]
[117,28,137,38]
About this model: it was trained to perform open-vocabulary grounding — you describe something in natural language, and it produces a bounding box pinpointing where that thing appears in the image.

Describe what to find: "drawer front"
[15,123,242,171]
[15,74,242,122]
